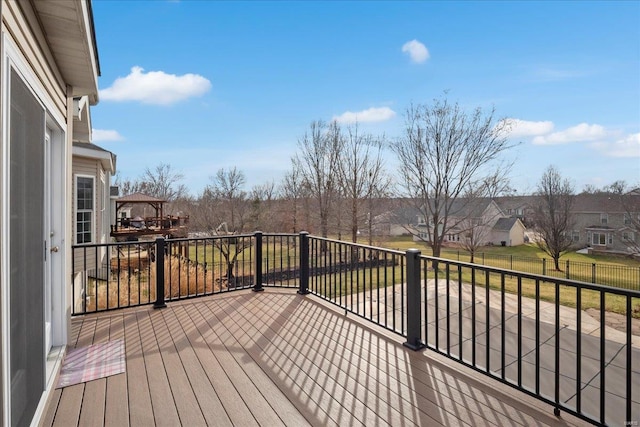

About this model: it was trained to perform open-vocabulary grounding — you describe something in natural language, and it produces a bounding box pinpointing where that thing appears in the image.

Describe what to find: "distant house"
[496,193,640,256]
[494,196,535,227]
[0,0,101,424]
[491,217,526,246]
[411,198,527,247]
[570,194,640,255]
[373,206,421,237]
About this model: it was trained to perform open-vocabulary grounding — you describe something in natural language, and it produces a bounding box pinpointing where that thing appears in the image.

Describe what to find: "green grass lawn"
[380,236,640,267]
[173,235,639,317]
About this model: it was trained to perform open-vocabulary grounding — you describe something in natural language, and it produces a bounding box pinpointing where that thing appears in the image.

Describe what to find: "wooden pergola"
[110,192,188,239]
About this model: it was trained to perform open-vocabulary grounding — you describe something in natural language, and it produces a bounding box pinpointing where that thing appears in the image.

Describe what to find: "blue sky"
[91,1,640,196]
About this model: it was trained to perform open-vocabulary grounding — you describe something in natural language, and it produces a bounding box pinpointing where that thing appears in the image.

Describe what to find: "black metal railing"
[71,233,638,425]
[306,236,406,334]
[71,232,302,314]
[412,252,639,426]
[304,238,638,426]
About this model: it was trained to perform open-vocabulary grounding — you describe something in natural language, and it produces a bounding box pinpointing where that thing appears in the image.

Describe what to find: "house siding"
[1,1,99,425]
[3,1,67,119]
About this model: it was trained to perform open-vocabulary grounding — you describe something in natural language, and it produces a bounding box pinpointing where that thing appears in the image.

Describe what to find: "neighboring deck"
[41,289,583,426]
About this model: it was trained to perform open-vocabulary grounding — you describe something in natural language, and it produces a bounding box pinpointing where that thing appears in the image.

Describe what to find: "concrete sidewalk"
[421,279,640,349]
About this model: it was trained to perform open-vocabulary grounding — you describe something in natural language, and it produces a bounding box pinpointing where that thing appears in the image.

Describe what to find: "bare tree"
[532,165,576,270]
[391,96,512,259]
[140,163,188,201]
[621,189,640,255]
[582,180,628,195]
[336,123,391,244]
[293,120,342,245]
[609,181,640,255]
[114,163,189,217]
[279,164,307,233]
[113,172,144,196]
[249,180,277,231]
[197,167,251,283]
[457,199,503,262]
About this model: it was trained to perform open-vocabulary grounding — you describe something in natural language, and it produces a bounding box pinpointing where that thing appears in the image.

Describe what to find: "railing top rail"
[166,233,257,243]
[261,232,300,238]
[72,240,153,250]
[421,253,640,297]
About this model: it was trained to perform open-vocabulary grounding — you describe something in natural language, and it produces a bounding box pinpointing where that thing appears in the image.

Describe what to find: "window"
[624,213,632,225]
[600,213,608,225]
[591,232,612,246]
[76,176,94,243]
[571,231,580,242]
[622,231,635,242]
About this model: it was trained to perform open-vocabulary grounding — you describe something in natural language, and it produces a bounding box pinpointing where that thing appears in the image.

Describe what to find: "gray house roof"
[492,217,520,231]
[72,141,116,173]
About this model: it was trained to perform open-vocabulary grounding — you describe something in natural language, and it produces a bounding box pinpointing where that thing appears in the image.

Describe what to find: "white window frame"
[622,231,635,242]
[75,174,95,244]
[600,213,608,225]
[591,232,612,246]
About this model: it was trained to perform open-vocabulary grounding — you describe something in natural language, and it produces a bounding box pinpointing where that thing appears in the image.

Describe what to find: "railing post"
[298,232,310,295]
[404,249,425,351]
[566,260,570,279]
[154,237,167,309]
[253,231,264,292]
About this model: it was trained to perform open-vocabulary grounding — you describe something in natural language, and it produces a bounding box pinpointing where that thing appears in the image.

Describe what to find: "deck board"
[123,312,155,426]
[136,311,182,426]
[104,315,129,427]
[172,304,257,426]
[186,299,287,426]
[160,307,233,426]
[41,289,585,427]
[149,309,207,426]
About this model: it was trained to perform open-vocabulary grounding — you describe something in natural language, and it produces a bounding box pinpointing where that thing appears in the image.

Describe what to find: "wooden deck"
[40,289,584,426]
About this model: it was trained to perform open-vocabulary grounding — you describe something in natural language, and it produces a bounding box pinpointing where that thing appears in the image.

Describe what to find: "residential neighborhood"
[0,1,637,426]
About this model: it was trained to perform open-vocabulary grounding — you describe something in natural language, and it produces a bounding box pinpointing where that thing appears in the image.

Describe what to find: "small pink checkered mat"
[56,339,125,388]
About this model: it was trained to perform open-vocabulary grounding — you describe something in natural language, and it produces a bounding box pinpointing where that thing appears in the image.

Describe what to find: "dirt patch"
[585,308,640,336]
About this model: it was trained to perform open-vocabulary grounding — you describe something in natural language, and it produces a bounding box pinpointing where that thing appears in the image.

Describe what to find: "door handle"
[50,246,59,253]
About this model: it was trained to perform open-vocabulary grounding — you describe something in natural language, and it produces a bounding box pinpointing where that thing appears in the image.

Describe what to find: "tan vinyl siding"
[72,158,99,275]
[3,0,67,118]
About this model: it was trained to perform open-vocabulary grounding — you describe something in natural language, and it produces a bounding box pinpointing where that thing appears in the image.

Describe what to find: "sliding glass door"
[9,68,45,427]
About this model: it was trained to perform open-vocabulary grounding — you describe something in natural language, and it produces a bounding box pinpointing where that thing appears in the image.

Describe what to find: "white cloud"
[591,133,640,158]
[402,39,429,63]
[532,123,607,145]
[92,129,124,142]
[333,107,396,124]
[499,118,554,138]
[99,66,211,105]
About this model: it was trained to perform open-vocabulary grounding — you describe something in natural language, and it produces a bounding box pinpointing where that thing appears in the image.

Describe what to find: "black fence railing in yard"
[441,248,640,290]
[71,232,639,426]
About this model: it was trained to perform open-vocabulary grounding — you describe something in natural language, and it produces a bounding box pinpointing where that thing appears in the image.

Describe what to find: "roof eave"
[32,0,101,103]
